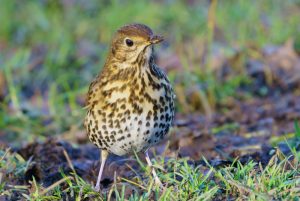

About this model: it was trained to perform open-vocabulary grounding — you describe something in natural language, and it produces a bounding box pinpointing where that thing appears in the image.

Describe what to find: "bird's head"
[108,24,163,65]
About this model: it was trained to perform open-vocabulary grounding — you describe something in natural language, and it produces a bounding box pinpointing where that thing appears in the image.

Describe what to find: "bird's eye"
[125,39,134,47]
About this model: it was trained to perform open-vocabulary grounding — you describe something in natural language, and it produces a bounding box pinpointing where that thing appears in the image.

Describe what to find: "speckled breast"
[85,66,175,156]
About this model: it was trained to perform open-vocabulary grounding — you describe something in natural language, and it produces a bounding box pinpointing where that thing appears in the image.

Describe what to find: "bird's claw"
[94,184,100,192]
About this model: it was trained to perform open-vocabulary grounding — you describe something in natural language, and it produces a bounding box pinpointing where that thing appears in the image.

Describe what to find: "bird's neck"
[105,46,156,72]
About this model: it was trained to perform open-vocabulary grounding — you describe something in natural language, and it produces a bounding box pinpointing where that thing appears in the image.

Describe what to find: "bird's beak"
[149,35,164,44]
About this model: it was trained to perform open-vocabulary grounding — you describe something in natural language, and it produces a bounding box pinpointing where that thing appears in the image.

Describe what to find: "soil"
[15,92,300,191]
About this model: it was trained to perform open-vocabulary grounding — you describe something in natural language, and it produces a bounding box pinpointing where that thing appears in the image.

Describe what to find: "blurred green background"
[0,0,299,145]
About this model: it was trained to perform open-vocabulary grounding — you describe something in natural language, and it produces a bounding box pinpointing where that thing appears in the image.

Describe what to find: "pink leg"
[145,149,162,186]
[95,150,108,191]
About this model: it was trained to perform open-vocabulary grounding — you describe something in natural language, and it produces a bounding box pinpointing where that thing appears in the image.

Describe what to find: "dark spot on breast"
[159,123,165,128]
[138,108,143,114]
[117,136,125,141]
[120,84,127,91]
[165,126,170,134]
[121,118,126,123]
[125,110,130,115]
[108,112,115,118]
[120,104,126,110]
[97,139,103,146]
[153,104,159,110]
[105,136,110,142]
[165,113,170,121]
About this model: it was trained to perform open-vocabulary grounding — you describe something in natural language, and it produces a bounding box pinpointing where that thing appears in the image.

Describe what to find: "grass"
[1,144,299,200]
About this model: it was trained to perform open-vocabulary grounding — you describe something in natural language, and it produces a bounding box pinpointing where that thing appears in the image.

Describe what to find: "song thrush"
[84,23,175,191]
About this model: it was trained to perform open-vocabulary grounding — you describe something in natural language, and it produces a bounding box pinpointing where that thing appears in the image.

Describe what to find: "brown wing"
[84,72,107,110]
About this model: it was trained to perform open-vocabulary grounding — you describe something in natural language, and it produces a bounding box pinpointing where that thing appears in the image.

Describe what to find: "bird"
[84,23,175,191]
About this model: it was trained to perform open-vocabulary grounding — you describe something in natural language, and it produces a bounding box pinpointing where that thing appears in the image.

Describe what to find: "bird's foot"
[153,175,166,191]
[94,184,100,192]
[154,176,163,187]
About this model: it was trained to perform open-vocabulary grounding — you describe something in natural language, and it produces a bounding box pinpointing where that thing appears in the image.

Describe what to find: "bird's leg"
[95,150,109,192]
[145,149,162,186]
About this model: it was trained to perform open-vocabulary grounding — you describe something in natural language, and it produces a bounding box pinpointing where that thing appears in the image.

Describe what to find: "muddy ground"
[12,89,300,191]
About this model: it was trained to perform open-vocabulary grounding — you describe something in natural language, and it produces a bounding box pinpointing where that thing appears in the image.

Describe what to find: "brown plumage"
[84,23,175,191]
